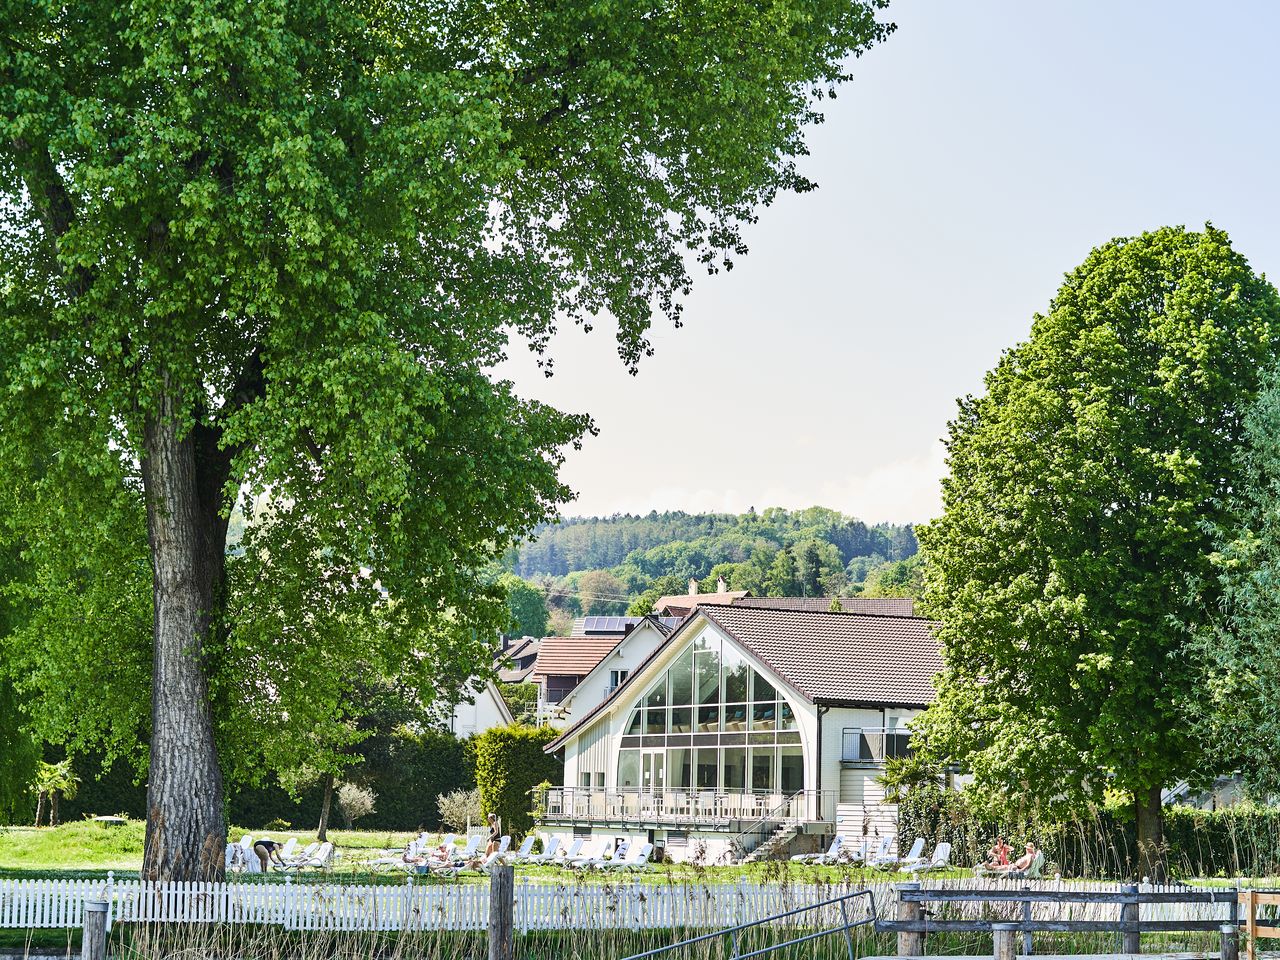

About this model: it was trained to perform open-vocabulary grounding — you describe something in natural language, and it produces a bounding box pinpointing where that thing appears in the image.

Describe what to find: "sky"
[496,0,1280,525]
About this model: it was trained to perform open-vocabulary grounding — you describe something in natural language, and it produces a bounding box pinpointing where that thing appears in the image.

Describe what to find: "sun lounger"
[553,837,585,865]
[791,836,842,864]
[291,841,334,870]
[570,839,627,869]
[871,836,923,870]
[904,841,951,874]
[508,836,536,862]
[448,834,484,864]
[524,836,561,864]
[599,842,653,871]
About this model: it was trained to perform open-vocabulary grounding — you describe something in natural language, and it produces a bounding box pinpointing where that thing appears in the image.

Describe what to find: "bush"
[437,788,484,832]
[473,724,562,837]
[898,785,1280,879]
[336,783,376,828]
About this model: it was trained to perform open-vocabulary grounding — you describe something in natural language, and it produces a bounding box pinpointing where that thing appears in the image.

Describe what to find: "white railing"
[0,875,1236,932]
[542,787,835,825]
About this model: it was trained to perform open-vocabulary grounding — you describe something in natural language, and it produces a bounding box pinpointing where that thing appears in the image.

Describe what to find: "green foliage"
[862,554,924,597]
[500,683,540,725]
[916,226,1280,820]
[576,570,627,616]
[1190,364,1280,795]
[499,574,549,639]
[0,680,38,826]
[626,574,688,616]
[764,548,799,597]
[473,725,562,837]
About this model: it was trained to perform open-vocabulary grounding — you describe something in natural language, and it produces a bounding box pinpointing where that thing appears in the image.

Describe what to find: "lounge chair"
[293,841,334,870]
[839,838,870,865]
[863,835,893,866]
[600,842,653,871]
[871,836,924,870]
[1005,850,1045,880]
[524,836,561,864]
[552,837,585,865]
[904,842,952,874]
[791,836,842,864]
[570,839,627,869]
[493,835,511,858]
[449,834,484,864]
[278,838,298,862]
[508,836,536,862]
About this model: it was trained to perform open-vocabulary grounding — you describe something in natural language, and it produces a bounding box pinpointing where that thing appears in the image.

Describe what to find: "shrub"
[437,788,484,832]
[473,724,562,837]
[336,783,376,828]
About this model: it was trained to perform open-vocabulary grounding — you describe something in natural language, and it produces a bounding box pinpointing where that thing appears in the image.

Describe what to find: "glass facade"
[615,629,804,794]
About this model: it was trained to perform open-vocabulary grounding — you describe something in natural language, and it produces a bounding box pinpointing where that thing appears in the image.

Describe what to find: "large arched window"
[616,631,803,795]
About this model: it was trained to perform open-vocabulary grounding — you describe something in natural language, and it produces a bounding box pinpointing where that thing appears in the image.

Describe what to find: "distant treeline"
[510,507,918,580]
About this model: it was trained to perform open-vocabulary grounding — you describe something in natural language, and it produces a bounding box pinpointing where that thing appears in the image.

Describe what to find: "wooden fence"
[0,874,1242,934]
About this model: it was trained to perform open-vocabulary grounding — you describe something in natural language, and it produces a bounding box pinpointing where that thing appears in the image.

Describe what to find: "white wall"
[557,622,668,728]
[450,683,512,738]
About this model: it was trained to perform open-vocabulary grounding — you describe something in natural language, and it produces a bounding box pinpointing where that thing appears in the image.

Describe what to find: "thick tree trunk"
[1135,785,1165,882]
[140,387,229,881]
[317,773,334,842]
[34,791,45,827]
[50,792,59,827]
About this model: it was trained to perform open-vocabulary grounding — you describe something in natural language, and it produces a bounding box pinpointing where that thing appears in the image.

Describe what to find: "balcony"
[538,787,835,830]
[841,727,912,766]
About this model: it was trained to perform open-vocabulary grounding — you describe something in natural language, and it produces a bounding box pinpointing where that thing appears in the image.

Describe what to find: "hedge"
[898,785,1280,879]
[473,724,562,838]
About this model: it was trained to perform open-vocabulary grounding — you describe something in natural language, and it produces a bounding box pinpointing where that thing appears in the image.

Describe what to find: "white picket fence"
[0,875,1238,933]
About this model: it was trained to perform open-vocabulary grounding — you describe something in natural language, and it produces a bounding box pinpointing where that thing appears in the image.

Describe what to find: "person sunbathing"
[984,835,1012,869]
[989,842,1037,874]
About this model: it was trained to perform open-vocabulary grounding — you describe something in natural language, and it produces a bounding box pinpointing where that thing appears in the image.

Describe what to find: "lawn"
[0,820,971,885]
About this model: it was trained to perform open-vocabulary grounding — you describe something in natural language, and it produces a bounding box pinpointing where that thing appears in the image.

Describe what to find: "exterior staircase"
[742,823,802,863]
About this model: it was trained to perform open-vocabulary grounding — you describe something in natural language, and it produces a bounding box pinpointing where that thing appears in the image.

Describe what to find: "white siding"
[450,682,512,738]
[557,622,668,728]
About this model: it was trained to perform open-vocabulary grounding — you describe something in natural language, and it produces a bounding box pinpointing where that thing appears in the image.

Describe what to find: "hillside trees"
[916,226,1280,880]
[0,0,892,878]
[499,574,549,639]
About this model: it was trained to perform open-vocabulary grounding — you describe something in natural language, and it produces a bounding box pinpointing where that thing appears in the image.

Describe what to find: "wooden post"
[1121,883,1141,955]
[489,864,514,960]
[81,899,108,960]
[1221,922,1240,960]
[1245,890,1258,960]
[993,922,1019,960]
[1021,885,1033,956]
[895,882,923,957]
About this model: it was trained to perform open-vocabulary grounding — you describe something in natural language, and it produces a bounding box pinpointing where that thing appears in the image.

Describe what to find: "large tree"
[0,0,891,878]
[916,226,1280,879]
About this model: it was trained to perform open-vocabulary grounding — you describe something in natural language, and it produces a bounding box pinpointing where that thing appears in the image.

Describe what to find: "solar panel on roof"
[581,616,642,633]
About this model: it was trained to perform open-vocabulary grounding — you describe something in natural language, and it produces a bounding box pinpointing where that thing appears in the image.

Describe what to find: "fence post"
[488,865,514,960]
[81,899,108,960]
[1021,884,1033,956]
[1121,883,1140,955]
[895,882,923,957]
[1221,922,1240,960]
[993,922,1019,960]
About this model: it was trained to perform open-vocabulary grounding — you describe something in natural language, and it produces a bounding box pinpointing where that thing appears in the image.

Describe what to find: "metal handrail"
[726,790,804,860]
[620,889,876,960]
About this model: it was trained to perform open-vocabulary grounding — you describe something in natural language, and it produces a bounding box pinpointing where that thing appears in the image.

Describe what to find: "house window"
[616,629,804,796]
[580,772,592,788]
[596,772,605,788]
[609,669,630,688]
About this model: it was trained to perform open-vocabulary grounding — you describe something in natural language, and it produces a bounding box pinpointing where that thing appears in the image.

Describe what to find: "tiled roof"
[531,636,621,679]
[654,590,748,616]
[497,663,536,683]
[698,605,940,706]
[547,605,942,751]
[732,596,916,616]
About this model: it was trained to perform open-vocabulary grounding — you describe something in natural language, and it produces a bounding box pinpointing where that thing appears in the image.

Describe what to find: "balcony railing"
[538,787,835,827]
[841,727,913,764]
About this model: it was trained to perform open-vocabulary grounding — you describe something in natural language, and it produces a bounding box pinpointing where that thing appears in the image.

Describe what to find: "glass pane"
[646,680,667,708]
[751,749,775,791]
[667,747,692,788]
[752,671,777,703]
[696,749,719,789]
[670,707,692,734]
[723,645,749,703]
[723,702,748,732]
[752,702,777,731]
[723,747,747,790]
[696,650,720,704]
[626,710,642,735]
[617,750,640,788]
[778,702,796,730]
[670,648,694,705]
[697,705,720,732]
[646,708,666,735]
[780,746,804,793]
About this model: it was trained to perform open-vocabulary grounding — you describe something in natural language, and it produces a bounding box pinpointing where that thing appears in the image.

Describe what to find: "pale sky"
[497,0,1280,524]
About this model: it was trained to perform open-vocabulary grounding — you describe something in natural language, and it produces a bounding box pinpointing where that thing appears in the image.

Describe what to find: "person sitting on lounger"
[984,836,1012,869]
[253,838,288,872]
[990,842,1037,874]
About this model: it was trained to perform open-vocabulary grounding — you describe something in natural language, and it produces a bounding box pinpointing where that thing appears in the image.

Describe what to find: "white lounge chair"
[524,836,561,864]
[864,835,893,866]
[572,839,629,869]
[508,836,536,862]
[791,836,842,864]
[872,836,923,870]
[600,842,653,871]
[494,835,511,858]
[450,834,484,864]
[839,838,870,865]
[904,842,952,874]
[278,838,298,862]
[294,841,334,870]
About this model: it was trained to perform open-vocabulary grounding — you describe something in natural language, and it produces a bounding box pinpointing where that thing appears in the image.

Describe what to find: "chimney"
[688,577,698,595]
[716,576,727,593]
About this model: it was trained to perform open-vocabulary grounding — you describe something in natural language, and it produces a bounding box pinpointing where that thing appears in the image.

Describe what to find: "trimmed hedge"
[898,785,1280,879]
[474,724,562,838]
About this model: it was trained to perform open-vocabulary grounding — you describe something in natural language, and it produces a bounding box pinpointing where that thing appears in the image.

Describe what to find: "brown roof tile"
[732,596,916,616]
[653,590,748,616]
[531,636,621,679]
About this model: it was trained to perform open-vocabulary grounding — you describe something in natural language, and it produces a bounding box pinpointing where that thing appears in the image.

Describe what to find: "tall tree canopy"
[0,0,892,878]
[915,226,1280,878]
[1189,365,1280,795]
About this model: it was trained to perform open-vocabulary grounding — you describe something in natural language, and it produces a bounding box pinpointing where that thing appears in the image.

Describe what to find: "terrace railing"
[540,787,835,827]
[841,727,913,765]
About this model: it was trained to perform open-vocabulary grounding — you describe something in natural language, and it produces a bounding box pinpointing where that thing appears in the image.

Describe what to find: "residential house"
[496,636,541,683]
[448,679,514,738]
[536,604,941,863]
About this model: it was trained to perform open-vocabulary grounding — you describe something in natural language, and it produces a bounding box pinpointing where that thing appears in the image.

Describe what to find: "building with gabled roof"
[535,604,942,863]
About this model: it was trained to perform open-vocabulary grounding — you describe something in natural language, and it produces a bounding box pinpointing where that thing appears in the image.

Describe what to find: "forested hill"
[510,507,918,584]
